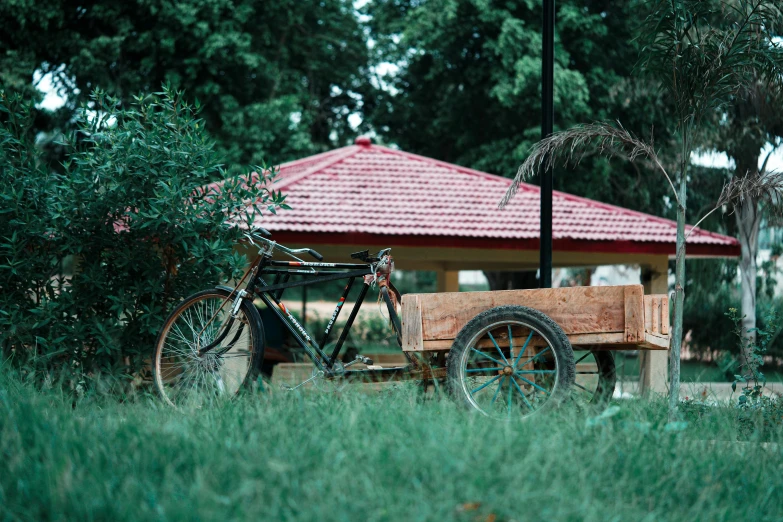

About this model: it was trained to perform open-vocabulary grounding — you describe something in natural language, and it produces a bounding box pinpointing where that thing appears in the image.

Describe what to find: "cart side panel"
[400,294,424,352]
[643,294,670,335]
[412,285,631,341]
[624,285,645,343]
[642,295,670,349]
[400,284,670,352]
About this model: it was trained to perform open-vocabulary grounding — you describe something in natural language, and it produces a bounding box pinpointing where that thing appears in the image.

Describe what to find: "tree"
[501,0,783,418]
[712,78,783,348]
[0,0,370,166]
[364,0,674,207]
[364,0,677,290]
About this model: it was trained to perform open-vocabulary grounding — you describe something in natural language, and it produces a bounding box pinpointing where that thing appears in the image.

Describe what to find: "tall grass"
[1,372,782,521]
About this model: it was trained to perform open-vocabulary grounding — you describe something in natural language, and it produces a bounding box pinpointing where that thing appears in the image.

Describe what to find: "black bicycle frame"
[247,256,389,374]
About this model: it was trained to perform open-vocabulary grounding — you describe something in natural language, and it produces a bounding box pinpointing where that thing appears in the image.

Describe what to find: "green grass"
[2,372,782,521]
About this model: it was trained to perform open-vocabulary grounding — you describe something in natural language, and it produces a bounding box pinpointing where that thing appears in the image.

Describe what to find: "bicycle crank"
[279,355,373,392]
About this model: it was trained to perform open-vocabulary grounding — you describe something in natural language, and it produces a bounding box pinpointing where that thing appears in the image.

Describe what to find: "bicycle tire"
[152,288,264,407]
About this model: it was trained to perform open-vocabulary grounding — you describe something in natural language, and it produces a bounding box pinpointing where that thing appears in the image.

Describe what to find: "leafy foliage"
[0,0,370,166]
[725,306,779,390]
[0,87,283,388]
[363,0,674,214]
[720,306,783,439]
[683,255,783,362]
[0,92,64,364]
[640,0,783,133]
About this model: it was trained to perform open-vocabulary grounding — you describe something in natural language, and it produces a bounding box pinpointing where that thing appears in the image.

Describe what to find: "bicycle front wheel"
[152,288,264,408]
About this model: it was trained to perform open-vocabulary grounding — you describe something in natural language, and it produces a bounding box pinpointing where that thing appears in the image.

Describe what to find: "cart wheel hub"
[502,366,514,376]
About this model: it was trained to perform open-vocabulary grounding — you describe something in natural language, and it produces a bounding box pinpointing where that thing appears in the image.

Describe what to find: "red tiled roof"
[256,137,739,257]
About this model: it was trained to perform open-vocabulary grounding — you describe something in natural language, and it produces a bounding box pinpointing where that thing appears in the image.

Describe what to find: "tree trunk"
[484,271,539,291]
[669,172,687,420]
[735,192,760,369]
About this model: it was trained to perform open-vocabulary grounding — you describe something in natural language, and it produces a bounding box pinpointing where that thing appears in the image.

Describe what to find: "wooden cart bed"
[400,284,669,352]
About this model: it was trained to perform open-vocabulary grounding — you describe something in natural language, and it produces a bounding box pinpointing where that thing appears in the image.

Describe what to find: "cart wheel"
[571,349,616,407]
[447,305,575,420]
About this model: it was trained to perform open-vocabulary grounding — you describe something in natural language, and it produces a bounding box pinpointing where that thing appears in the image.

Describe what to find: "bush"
[0,87,284,390]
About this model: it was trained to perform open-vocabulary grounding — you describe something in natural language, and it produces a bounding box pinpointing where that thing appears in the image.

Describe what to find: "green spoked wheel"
[572,349,616,407]
[447,305,575,420]
[152,288,265,408]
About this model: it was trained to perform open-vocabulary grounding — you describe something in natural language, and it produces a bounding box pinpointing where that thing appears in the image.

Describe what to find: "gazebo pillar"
[639,256,669,395]
[437,269,460,293]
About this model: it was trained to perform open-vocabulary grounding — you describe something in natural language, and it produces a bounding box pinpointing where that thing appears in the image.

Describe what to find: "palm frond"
[638,0,783,128]
[686,169,783,236]
[717,170,783,211]
[499,122,673,209]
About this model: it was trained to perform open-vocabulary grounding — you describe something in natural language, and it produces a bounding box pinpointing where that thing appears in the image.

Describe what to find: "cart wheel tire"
[590,351,616,405]
[572,349,616,407]
[447,305,575,420]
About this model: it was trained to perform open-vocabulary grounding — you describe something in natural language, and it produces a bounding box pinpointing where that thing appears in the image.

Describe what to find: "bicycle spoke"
[219,353,252,359]
[507,373,513,418]
[155,293,256,408]
[516,346,551,369]
[574,351,592,365]
[508,325,514,360]
[573,382,590,393]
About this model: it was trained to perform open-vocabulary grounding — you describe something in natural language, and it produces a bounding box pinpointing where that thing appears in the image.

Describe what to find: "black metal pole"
[540,0,555,289]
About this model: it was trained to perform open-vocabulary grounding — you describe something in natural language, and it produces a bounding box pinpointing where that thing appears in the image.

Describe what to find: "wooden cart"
[396,284,669,415]
[401,284,669,353]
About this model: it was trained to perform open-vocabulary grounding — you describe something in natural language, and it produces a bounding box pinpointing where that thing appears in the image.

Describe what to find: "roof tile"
[257,141,738,252]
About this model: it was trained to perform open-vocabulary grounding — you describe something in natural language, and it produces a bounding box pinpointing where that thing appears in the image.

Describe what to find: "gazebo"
[251,136,740,393]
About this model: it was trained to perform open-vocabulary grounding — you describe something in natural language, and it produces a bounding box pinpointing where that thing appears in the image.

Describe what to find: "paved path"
[616,380,783,401]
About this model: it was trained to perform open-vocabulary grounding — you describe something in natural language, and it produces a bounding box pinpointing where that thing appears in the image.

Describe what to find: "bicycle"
[152,228,611,415]
[151,228,427,407]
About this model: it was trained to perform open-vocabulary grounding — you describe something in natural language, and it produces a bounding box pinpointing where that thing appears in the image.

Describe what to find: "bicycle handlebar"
[245,228,324,261]
[306,249,324,261]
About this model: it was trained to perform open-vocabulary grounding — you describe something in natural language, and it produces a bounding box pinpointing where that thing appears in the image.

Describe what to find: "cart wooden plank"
[400,285,670,352]
[401,293,424,352]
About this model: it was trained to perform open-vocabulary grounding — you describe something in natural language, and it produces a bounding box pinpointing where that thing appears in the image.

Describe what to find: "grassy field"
[2,372,782,521]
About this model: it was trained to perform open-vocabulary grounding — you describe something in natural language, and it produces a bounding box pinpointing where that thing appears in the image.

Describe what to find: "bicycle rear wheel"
[152,288,264,408]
